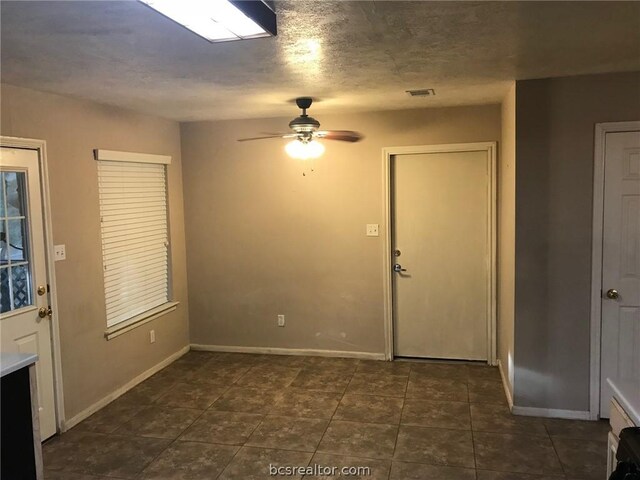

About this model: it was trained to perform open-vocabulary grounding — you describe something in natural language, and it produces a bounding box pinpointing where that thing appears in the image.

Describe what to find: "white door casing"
[383,143,497,363]
[0,146,57,439]
[599,130,640,418]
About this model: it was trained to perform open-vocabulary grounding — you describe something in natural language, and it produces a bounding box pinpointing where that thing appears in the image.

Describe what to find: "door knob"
[38,306,52,319]
[606,289,619,300]
[393,264,407,273]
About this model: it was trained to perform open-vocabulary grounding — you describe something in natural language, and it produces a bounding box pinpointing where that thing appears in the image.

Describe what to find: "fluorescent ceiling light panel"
[140,0,276,42]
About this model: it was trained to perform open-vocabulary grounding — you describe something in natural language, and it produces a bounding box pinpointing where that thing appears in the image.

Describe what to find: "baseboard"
[496,359,591,420]
[190,344,386,361]
[511,405,592,420]
[497,359,514,410]
[62,345,190,431]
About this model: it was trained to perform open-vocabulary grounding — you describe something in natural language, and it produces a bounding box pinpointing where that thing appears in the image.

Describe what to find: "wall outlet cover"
[366,224,379,237]
[54,244,66,261]
[277,314,285,327]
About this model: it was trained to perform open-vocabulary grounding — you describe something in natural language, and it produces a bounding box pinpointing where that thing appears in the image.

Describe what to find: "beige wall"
[1,84,189,421]
[514,71,640,411]
[181,105,501,354]
[498,83,516,396]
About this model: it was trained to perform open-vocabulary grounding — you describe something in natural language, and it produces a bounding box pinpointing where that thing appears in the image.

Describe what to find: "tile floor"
[43,351,610,479]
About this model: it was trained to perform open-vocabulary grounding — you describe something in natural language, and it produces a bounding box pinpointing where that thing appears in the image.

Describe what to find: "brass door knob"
[37,285,47,296]
[606,289,619,300]
[38,306,52,318]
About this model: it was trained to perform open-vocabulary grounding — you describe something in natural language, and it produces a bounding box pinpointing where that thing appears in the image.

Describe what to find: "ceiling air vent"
[406,88,435,97]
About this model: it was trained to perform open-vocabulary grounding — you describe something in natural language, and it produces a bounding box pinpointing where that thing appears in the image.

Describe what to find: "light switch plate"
[54,244,66,261]
[366,224,379,237]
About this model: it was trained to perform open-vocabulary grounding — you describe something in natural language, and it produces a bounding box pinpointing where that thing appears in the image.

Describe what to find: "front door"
[0,146,56,439]
[392,147,493,360]
[600,130,640,417]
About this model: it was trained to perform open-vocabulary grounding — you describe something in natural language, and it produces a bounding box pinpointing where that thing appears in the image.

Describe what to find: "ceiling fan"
[237,97,363,159]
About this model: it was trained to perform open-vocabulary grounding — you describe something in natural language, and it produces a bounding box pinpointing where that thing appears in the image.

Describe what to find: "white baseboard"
[190,344,386,361]
[511,405,592,420]
[497,359,514,410]
[62,345,190,431]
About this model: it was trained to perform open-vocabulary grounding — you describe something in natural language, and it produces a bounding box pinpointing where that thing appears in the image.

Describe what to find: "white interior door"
[600,130,640,418]
[392,148,491,360]
[0,146,56,439]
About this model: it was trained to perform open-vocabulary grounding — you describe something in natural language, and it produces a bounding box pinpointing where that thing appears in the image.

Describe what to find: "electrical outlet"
[54,244,66,261]
[149,330,155,343]
[277,315,285,327]
[366,224,379,237]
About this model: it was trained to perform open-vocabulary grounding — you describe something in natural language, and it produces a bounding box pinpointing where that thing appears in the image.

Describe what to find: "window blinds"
[98,160,169,327]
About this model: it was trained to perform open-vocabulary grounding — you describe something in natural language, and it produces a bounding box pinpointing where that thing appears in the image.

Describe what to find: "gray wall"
[513,71,640,411]
[498,83,516,396]
[181,105,501,354]
[1,84,190,421]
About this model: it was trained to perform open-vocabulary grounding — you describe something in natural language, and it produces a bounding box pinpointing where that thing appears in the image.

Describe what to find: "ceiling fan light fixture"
[139,0,277,43]
[237,97,362,146]
[285,139,325,160]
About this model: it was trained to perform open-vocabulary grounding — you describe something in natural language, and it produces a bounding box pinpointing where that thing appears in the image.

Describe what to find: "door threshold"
[393,356,490,366]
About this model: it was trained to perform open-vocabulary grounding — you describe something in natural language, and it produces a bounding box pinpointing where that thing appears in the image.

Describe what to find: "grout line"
[53,355,515,479]
[222,355,357,476]
[546,424,569,478]
[215,414,265,479]
[137,353,258,479]
[137,436,182,478]
[471,426,478,473]
[390,385,406,461]
[312,362,355,457]
[137,378,236,477]
[208,353,274,480]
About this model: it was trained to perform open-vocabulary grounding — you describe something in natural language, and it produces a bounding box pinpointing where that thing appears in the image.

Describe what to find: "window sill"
[104,302,179,340]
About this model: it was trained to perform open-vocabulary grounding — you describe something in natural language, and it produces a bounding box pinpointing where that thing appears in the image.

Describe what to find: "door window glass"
[0,171,33,313]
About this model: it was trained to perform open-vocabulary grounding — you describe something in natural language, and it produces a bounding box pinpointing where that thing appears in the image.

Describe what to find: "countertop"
[0,353,38,378]
[608,377,640,426]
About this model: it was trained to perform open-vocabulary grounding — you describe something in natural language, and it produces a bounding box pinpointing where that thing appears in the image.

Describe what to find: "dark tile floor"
[44,352,610,479]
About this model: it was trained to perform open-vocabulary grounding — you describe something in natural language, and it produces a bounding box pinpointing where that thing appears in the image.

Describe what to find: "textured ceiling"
[1,1,639,121]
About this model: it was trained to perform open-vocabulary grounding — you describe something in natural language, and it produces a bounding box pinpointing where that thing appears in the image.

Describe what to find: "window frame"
[94,149,178,340]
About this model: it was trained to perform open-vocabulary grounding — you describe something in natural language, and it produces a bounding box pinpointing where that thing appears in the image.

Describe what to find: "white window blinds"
[97,160,169,328]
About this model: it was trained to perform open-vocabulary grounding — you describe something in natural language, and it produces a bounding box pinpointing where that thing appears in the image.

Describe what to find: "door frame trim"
[382,142,497,364]
[1,136,66,433]
[589,121,640,420]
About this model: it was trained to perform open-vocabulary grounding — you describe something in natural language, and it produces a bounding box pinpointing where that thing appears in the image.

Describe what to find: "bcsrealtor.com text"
[269,464,372,477]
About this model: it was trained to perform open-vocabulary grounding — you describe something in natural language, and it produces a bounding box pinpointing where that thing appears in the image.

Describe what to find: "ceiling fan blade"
[237,133,292,142]
[315,130,363,142]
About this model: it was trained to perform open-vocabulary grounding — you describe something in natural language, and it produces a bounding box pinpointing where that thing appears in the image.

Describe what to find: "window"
[95,150,175,334]
[0,172,32,313]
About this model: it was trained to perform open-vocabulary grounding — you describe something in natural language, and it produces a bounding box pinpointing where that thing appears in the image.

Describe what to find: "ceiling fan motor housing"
[289,115,320,142]
[288,97,320,142]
